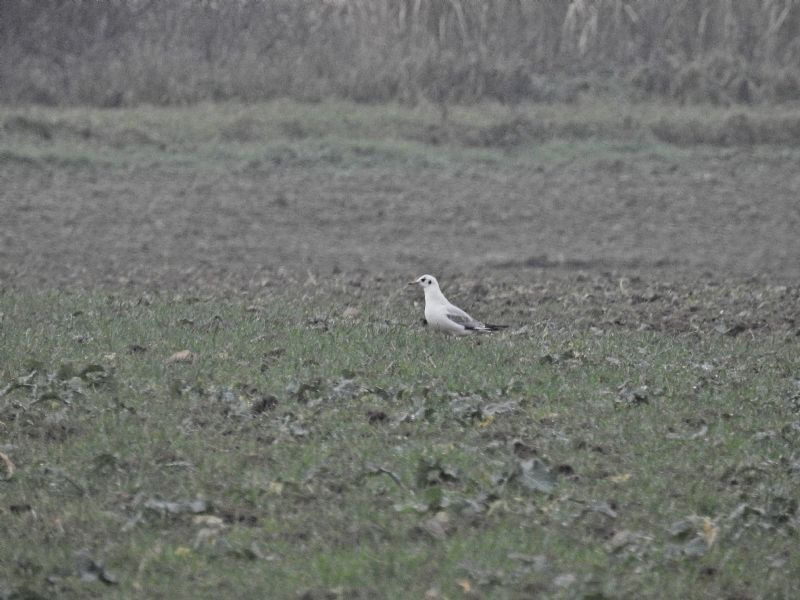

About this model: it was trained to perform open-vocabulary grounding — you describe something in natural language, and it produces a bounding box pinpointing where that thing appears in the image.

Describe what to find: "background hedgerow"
[2,0,800,107]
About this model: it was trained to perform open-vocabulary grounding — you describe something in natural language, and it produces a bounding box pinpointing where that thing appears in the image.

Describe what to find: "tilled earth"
[1,148,798,336]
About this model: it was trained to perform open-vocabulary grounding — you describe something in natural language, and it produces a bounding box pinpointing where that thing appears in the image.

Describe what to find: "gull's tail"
[474,323,508,333]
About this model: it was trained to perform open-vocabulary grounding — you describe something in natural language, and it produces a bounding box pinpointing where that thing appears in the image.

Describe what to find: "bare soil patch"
[1,149,798,291]
[2,143,798,339]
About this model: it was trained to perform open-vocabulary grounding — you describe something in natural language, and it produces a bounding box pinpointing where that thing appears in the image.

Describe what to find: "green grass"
[1,287,798,599]
[4,99,800,171]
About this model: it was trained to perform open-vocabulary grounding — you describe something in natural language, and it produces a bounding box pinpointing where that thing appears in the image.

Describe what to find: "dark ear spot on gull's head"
[409,274,438,288]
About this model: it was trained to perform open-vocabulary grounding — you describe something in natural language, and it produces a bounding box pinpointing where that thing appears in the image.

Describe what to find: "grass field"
[1,99,799,598]
[0,285,798,599]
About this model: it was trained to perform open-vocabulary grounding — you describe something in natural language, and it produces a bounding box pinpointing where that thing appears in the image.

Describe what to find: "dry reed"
[1,0,799,106]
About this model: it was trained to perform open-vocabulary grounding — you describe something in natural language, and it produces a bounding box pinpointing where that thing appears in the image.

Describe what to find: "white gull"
[408,274,507,336]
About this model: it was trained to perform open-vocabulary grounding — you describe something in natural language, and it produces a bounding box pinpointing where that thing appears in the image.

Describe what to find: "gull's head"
[408,274,439,289]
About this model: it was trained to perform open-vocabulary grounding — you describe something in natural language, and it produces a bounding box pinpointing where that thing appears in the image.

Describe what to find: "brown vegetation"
[2,1,800,106]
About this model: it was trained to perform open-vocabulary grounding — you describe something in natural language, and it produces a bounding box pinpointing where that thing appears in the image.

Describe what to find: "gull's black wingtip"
[484,323,509,332]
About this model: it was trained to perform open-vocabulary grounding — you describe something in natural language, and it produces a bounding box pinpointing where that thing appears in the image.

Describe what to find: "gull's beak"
[407,281,417,286]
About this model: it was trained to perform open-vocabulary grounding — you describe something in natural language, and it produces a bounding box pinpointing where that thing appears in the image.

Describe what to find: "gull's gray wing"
[445,305,485,329]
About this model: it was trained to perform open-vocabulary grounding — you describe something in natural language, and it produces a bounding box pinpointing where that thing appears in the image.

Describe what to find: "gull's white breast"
[425,303,469,335]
